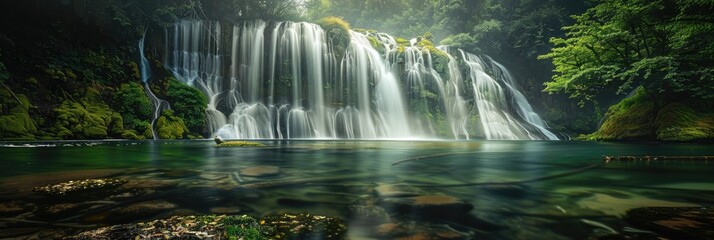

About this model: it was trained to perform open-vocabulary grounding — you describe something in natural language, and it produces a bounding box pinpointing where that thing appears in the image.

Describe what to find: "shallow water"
[1,140,713,239]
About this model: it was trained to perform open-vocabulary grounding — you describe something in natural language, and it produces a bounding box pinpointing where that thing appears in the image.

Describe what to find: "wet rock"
[347,205,390,223]
[375,222,471,239]
[0,228,42,238]
[0,169,123,194]
[33,178,126,195]
[199,172,227,180]
[380,195,473,219]
[261,213,347,240]
[0,201,34,216]
[232,187,264,199]
[374,183,420,198]
[44,203,83,217]
[159,169,200,178]
[71,215,269,240]
[239,166,281,178]
[119,179,177,190]
[114,200,177,222]
[576,192,699,216]
[625,207,714,239]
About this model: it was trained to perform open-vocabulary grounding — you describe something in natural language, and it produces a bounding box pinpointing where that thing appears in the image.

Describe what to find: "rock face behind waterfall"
[164,19,558,140]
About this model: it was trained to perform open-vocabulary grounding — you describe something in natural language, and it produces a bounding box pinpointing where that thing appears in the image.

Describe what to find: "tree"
[539,0,714,110]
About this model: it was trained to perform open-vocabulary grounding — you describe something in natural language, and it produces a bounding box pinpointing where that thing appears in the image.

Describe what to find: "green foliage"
[540,0,714,107]
[317,16,352,59]
[156,110,188,139]
[440,33,478,51]
[164,78,207,135]
[113,82,152,134]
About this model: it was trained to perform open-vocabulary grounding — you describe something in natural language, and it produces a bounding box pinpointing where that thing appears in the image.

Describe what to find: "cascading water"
[138,32,170,140]
[163,19,557,140]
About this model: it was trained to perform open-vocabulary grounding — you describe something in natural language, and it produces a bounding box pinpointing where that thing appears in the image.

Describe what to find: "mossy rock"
[586,88,655,140]
[69,214,344,240]
[50,96,123,139]
[216,141,267,147]
[586,88,714,142]
[0,90,37,139]
[33,178,126,195]
[156,110,188,139]
[317,16,351,60]
[261,213,347,240]
[69,215,274,240]
[655,102,714,141]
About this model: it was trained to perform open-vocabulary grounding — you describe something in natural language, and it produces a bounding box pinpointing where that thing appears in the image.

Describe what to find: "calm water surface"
[1,140,713,239]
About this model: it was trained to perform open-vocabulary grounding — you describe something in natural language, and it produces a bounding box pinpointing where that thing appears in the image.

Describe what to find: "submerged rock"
[86,200,178,224]
[33,178,126,195]
[0,169,123,194]
[625,207,714,239]
[374,183,420,198]
[0,201,34,217]
[158,169,200,178]
[375,222,472,239]
[239,166,281,178]
[170,187,230,207]
[119,179,177,190]
[347,204,390,223]
[199,172,227,180]
[380,195,474,218]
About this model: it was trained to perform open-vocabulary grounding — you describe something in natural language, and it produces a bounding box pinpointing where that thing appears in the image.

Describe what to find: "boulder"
[380,195,473,219]
[625,207,714,239]
[239,166,281,178]
[374,183,420,198]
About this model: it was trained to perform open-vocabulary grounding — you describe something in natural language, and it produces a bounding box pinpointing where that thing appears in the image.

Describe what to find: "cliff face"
[0,2,206,140]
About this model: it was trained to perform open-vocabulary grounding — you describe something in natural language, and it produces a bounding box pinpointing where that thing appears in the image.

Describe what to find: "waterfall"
[139,32,170,140]
[164,19,557,140]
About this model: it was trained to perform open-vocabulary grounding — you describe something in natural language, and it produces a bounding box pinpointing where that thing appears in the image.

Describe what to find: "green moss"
[318,17,351,60]
[156,109,188,139]
[655,102,714,141]
[587,88,714,142]
[590,90,654,140]
[216,141,267,147]
[220,215,273,240]
[0,90,37,139]
[50,89,124,139]
[120,130,142,140]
